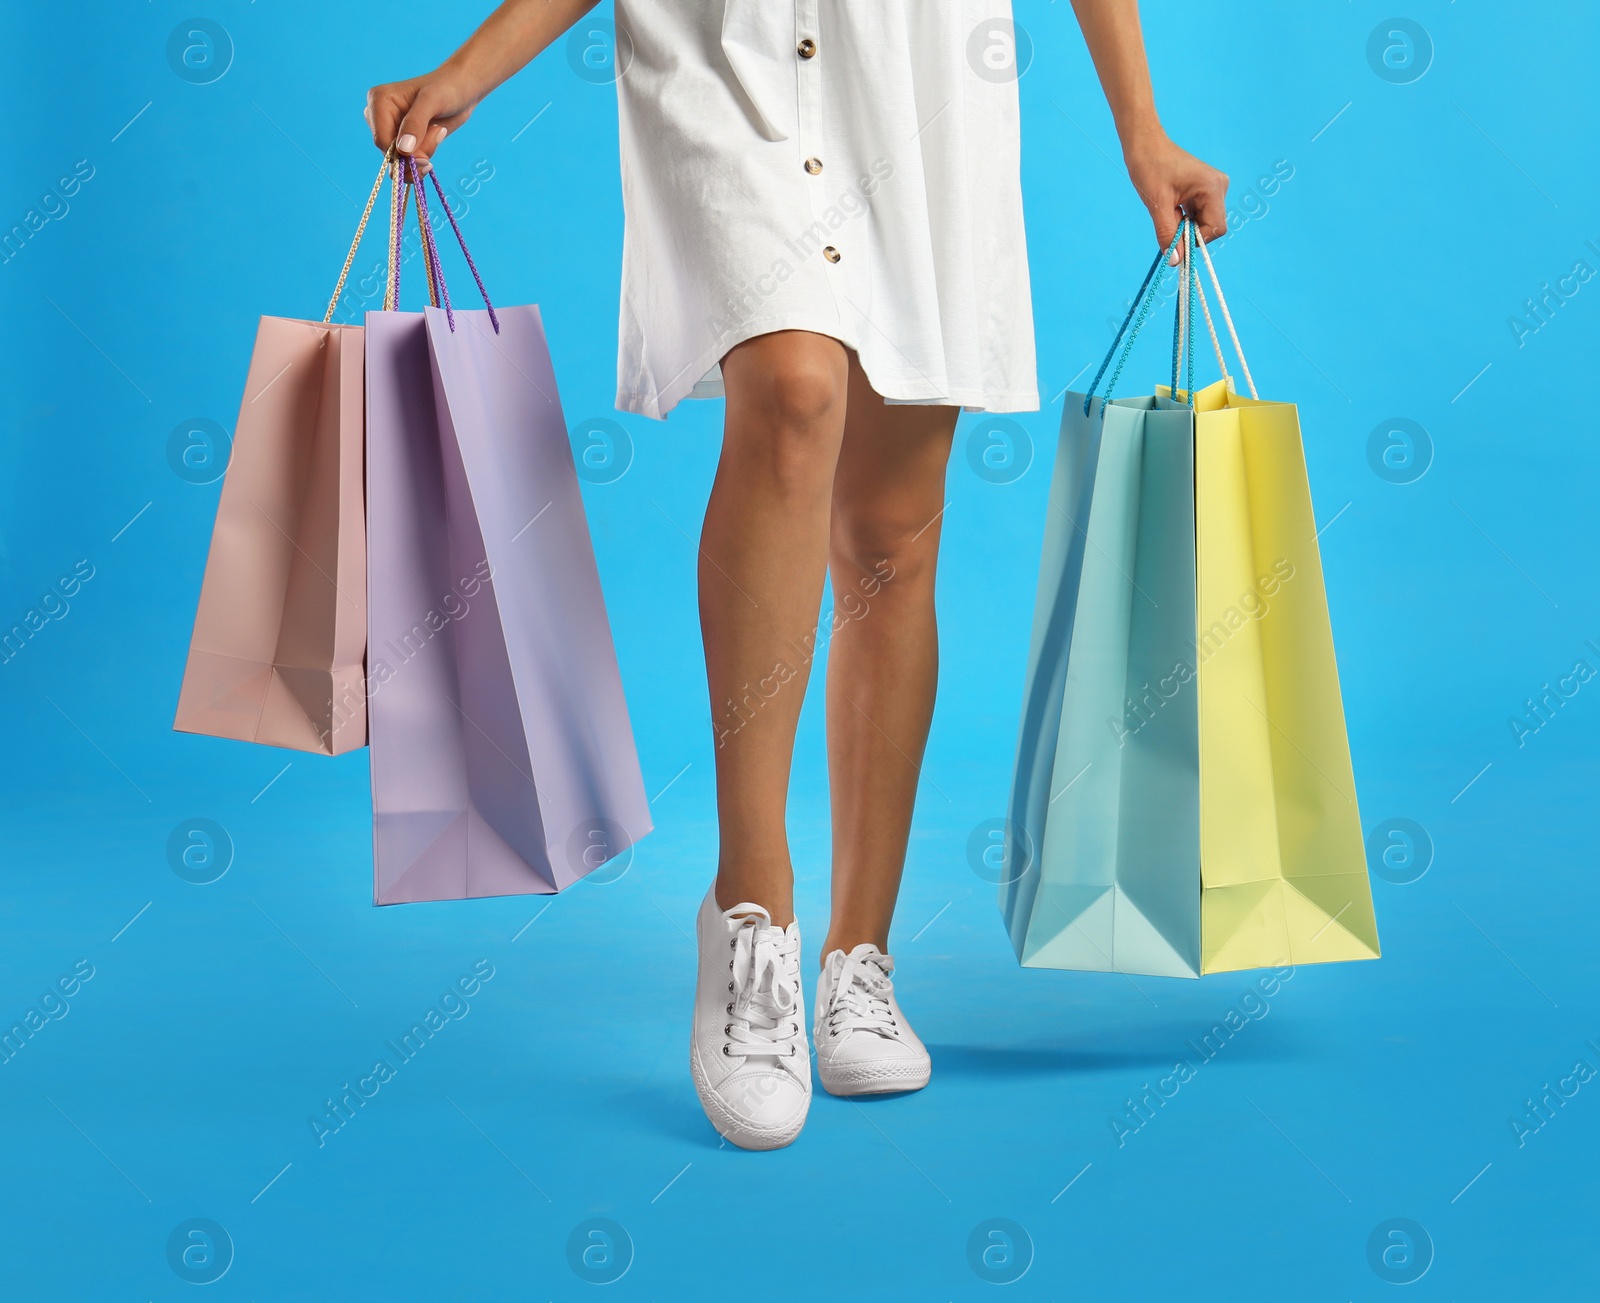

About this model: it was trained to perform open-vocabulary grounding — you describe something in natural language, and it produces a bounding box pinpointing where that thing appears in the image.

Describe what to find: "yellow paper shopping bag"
[1002,215,1380,979]
[1191,379,1380,972]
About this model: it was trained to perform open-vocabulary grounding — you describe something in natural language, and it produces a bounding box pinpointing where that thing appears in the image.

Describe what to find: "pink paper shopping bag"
[174,159,393,754]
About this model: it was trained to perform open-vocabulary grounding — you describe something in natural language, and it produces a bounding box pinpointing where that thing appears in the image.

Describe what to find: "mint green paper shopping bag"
[999,391,1202,976]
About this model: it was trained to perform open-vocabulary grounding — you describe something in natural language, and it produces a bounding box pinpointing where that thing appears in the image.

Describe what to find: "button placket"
[795,0,846,287]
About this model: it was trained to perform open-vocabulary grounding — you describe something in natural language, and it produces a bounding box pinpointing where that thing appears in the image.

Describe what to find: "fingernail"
[436,126,448,142]
[397,133,416,153]
[419,160,432,174]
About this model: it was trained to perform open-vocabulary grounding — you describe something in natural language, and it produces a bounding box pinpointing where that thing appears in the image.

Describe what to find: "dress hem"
[615,313,1039,420]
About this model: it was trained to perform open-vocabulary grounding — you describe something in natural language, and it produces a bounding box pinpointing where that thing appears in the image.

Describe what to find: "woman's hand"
[1124,132,1230,258]
[1068,0,1230,257]
[362,1,598,170]
[365,72,481,173]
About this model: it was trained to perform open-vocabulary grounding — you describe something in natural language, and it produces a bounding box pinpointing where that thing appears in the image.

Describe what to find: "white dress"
[612,0,1039,420]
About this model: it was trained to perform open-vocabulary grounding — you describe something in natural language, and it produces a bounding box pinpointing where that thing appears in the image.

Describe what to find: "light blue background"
[2,2,1596,1298]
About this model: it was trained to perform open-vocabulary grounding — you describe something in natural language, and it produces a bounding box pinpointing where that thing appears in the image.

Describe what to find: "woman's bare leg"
[821,359,957,958]
[701,331,850,927]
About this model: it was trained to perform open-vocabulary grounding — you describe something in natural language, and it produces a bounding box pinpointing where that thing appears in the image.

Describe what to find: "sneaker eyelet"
[722,1045,731,1056]
[725,1003,733,1015]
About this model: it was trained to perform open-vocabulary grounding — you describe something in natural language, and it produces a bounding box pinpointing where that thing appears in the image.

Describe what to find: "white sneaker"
[689,886,811,1150]
[813,944,931,1096]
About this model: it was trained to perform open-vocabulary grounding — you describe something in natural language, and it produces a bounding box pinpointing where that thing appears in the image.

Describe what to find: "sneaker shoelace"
[824,949,899,1042]
[725,917,802,1062]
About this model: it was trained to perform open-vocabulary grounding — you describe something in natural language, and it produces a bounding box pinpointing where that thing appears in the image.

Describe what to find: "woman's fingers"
[1150,200,1181,263]
[1185,169,1229,243]
[411,124,452,174]
[367,75,475,174]
[395,84,452,155]
[1127,141,1229,262]
[366,81,414,152]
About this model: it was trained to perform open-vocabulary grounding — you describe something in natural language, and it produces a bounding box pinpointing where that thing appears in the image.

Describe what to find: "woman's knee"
[722,336,848,490]
[726,333,846,424]
[830,506,941,590]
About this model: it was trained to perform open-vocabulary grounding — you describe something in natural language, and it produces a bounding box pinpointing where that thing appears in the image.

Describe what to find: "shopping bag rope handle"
[386,157,405,309]
[1191,248,1229,389]
[1081,222,1185,416]
[1192,226,1257,399]
[323,146,395,323]
[384,156,401,310]
[1169,219,1198,405]
[321,149,449,320]
[1179,222,1265,402]
[325,150,501,332]
[385,159,445,312]
[406,155,455,326]
[1174,220,1259,401]
[384,167,439,312]
[420,179,444,310]
[403,153,501,334]
[1169,219,1247,405]
[1082,218,1260,415]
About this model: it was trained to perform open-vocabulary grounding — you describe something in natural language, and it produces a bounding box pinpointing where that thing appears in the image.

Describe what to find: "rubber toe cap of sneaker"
[714,1068,808,1130]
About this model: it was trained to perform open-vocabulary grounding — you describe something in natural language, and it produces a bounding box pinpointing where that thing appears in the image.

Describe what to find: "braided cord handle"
[406,155,454,329]
[428,169,499,334]
[323,147,395,323]
[409,172,443,310]
[1169,219,1196,405]
[386,162,455,312]
[1193,227,1257,398]
[420,200,442,309]
[1082,217,1257,418]
[1081,225,1180,417]
[1169,221,1185,401]
[321,148,503,328]
[1187,225,1197,401]
[384,157,403,311]
[1082,223,1188,417]
[1193,252,1230,388]
[395,153,501,334]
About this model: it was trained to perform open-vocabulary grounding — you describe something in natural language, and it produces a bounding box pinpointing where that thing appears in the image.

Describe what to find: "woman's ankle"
[713,871,794,928]
[818,927,890,963]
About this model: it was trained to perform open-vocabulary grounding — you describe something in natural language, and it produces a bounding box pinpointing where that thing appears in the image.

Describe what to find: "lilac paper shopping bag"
[365,291,650,904]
